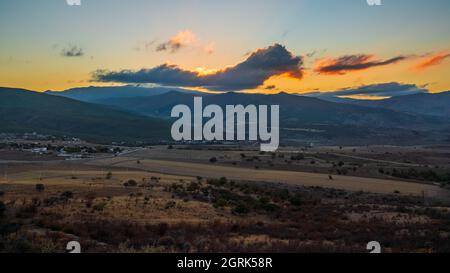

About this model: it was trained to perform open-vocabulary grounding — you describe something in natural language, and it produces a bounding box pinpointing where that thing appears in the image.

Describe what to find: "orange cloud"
[414,51,450,70]
[156,30,197,53]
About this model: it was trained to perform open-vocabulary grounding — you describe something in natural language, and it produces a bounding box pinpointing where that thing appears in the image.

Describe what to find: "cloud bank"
[93,44,304,91]
[315,54,407,75]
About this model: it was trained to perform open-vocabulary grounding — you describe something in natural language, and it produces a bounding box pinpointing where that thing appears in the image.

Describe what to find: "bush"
[93,202,107,211]
[219,177,227,185]
[164,201,176,209]
[106,172,112,180]
[233,203,250,214]
[290,154,304,161]
[124,179,137,187]
[213,198,227,208]
[0,201,5,217]
[187,182,200,192]
[35,184,45,193]
[289,195,302,206]
[61,191,74,199]
[158,236,175,246]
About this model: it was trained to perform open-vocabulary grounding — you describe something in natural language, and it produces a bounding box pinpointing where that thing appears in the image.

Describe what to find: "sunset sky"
[0,0,449,98]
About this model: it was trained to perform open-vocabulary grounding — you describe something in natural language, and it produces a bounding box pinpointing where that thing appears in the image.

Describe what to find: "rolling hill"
[0,87,170,143]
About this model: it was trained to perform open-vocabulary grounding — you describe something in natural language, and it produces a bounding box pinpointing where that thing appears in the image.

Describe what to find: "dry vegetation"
[1,145,450,253]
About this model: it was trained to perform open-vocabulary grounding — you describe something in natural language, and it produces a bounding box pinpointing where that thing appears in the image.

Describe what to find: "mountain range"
[1,86,450,145]
[331,92,450,118]
[45,85,204,103]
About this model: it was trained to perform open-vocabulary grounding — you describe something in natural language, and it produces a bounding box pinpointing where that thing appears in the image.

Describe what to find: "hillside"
[0,87,170,143]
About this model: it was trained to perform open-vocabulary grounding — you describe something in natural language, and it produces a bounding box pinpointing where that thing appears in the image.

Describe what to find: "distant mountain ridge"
[91,90,450,145]
[45,85,205,103]
[340,91,450,118]
[94,90,445,129]
[311,91,450,118]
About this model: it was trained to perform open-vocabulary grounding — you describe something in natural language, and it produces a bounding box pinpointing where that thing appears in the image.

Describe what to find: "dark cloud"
[93,44,304,91]
[305,82,428,99]
[315,54,407,75]
[61,45,84,57]
[156,42,182,53]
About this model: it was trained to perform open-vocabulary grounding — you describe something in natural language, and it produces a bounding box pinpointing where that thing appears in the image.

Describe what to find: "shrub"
[106,172,112,180]
[233,203,250,214]
[124,179,137,187]
[35,184,45,193]
[219,177,228,185]
[165,201,176,209]
[0,201,5,217]
[290,154,304,161]
[61,191,74,199]
[213,198,227,208]
[93,202,107,211]
[289,195,302,206]
[158,236,175,246]
[187,182,200,192]
[209,157,218,163]
[157,222,169,236]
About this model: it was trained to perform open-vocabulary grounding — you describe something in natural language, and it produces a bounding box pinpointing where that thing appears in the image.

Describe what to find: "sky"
[0,0,449,98]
